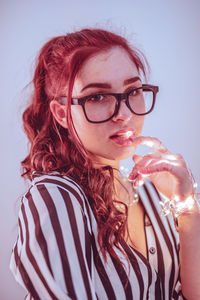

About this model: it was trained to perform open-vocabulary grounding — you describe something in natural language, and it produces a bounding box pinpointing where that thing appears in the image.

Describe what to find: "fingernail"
[128,172,136,180]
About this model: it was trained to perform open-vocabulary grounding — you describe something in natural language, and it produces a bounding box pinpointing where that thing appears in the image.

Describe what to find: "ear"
[49,100,68,128]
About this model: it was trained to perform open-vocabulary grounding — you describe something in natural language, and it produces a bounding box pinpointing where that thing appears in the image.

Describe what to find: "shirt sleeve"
[10,180,97,300]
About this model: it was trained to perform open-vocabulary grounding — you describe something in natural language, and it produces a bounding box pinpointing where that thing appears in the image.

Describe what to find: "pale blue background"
[0,0,200,299]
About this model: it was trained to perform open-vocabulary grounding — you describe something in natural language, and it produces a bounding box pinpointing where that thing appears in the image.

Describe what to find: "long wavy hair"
[22,28,148,262]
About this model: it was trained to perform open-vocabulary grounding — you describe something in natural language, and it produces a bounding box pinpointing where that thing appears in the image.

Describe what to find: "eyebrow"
[80,76,141,92]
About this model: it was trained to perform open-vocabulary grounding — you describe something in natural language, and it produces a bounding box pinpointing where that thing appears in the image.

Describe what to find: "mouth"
[109,129,137,146]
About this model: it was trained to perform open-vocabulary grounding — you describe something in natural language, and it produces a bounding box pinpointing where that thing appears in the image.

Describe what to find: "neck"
[90,153,120,175]
[89,153,134,199]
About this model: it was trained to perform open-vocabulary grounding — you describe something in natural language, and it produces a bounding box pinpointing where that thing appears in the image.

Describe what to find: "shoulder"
[31,172,86,206]
[17,172,93,245]
[21,172,91,225]
[11,173,95,299]
[31,171,86,197]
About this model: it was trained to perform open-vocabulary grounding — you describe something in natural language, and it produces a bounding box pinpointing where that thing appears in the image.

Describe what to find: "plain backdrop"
[1,0,200,299]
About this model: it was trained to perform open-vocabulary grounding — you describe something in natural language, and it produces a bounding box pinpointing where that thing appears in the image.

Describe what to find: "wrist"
[177,197,200,229]
[160,193,200,231]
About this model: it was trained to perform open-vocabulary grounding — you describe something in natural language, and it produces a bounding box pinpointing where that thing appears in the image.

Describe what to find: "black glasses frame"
[68,84,159,124]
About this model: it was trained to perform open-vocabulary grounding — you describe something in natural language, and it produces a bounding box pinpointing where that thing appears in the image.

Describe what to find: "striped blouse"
[10,172,186,300]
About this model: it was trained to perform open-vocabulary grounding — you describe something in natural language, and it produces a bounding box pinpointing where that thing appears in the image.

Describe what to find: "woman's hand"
[128,136,194,201]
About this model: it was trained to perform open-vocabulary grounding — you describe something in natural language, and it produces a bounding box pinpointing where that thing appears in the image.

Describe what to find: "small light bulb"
[143,140,154,148]
[193,182,198,189]
[125,131,133,138]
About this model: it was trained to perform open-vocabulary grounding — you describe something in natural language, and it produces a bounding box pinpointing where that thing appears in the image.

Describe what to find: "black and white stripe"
[10,173,185,299]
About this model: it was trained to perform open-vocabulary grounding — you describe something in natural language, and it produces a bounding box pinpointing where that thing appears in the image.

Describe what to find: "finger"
[164,153,182,161]
[136,161,194,198]
[129,151,183,180]
[133,153,181,166]
[139,161,179,177]
[164,153,187,167]
[132,136,168,153]
[132,174,146,187]
[129,154,160,180]
[132,154,143,164]
[130,155,188,185]
[138,162,193,195]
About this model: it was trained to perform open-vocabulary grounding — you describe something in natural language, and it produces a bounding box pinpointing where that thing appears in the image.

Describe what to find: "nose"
[112,99,132,122]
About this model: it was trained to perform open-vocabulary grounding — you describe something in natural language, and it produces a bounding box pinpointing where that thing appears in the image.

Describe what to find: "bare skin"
[50,47,200,299]
[128,136,200,300]
[116,177,147,259]
[127,203,147,258]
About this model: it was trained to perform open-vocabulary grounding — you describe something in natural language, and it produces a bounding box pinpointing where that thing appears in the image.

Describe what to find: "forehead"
[74,47,139,89]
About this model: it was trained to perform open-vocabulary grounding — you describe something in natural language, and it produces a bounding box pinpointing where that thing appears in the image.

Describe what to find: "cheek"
[133,115,144,135]
[71,107,98,144]
[71,106,86,126]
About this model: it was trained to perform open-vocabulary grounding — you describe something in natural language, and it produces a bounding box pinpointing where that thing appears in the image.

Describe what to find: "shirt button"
[149,247,156,254]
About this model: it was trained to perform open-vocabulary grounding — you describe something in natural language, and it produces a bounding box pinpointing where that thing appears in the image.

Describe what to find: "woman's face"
[71,47,145,167]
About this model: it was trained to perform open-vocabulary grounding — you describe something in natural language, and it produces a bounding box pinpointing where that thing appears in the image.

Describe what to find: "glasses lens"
[85,94,116,122]
[129,88,153,115]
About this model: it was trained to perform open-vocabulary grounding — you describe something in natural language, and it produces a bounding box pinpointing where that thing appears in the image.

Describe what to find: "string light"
[125,131,134,138]
[160,195,196,218]
[119,166,130,178]
[118,165,139,207]
[120,165,200,230]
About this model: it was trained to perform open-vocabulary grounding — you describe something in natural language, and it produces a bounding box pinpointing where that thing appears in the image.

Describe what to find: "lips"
[109,129,137,146]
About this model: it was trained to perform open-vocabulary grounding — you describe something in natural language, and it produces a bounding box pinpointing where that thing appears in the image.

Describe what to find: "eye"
[87,94,105,102]
[129,88,142,96]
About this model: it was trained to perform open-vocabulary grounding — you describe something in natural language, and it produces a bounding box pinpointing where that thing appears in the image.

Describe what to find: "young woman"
[10,28,200,300]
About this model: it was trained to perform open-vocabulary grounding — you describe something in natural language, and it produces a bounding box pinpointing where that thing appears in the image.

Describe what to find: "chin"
[103,148,135,162]
[90,145,136,166]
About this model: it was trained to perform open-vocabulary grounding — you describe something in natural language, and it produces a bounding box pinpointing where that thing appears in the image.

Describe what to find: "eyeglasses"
[60,84,159,124]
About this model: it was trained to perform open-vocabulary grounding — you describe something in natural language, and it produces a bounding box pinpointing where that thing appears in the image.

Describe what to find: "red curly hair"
[22,28,148,261]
